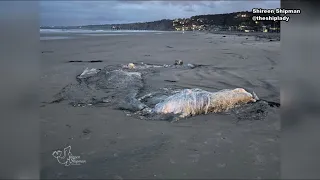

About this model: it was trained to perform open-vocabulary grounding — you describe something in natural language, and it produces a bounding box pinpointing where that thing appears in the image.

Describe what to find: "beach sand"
[40,32,280,179]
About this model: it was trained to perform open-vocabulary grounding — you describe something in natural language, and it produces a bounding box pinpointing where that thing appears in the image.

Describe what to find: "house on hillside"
[235,11,250,19]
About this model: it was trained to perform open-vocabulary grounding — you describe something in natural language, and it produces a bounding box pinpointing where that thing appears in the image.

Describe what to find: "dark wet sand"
[209,31,280,41]
[40,32,280,179]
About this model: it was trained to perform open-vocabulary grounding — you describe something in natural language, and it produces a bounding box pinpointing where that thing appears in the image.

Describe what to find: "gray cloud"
[40,1,280,26]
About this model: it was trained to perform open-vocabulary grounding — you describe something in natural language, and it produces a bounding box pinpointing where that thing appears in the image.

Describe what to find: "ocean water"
[40,29,167,34]
[40,29,170,40]
[40,36,73,41]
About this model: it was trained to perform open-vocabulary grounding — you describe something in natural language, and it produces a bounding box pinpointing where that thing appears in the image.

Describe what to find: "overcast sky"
[40,1,280,26]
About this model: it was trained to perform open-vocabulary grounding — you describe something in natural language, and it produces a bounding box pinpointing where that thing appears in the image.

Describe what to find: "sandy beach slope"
[40,32,280,179]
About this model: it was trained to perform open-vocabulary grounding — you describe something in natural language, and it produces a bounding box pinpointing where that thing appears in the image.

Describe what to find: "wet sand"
[40,32,280,179]
[209,31,280,41]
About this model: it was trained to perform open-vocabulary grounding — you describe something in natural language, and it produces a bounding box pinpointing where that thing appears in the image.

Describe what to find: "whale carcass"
[52,65,266,121]
[153,88,257,118]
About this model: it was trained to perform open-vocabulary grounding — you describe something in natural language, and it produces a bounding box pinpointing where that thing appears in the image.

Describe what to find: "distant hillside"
[79,19,174,31]
[190,11,279,27]
[41,11,280,31]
